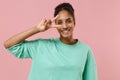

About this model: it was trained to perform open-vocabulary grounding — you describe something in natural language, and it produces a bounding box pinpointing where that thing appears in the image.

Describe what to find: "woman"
[4,2,98,80]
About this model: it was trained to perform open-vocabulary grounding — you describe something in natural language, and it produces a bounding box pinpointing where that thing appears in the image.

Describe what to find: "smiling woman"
[4,2,98,80]
[55,10,76,44]
[55,3,76,44]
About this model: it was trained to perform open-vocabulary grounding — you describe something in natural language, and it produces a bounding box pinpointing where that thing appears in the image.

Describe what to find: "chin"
[60,34,72,38]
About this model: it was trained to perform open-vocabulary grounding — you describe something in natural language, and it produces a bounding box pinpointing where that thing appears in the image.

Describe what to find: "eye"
[66,19,72,23]
[56,21,62,25]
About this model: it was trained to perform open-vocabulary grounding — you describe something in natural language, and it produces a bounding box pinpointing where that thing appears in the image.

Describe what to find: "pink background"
[0,0,120,80]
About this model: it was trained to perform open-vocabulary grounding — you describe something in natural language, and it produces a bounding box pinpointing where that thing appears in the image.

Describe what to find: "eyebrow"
[57,17,72,21]
[66,18,72,20]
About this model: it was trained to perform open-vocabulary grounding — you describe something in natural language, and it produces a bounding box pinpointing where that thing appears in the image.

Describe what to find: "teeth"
[63,30,68,33]
[62,30,69,33]
[60,29,70,34]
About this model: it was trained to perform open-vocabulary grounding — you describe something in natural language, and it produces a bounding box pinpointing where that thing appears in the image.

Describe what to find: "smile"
[61,28,71,34]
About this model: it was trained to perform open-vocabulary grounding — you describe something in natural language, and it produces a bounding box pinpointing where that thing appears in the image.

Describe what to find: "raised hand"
[36,15,61,32]
[4,15,61,48]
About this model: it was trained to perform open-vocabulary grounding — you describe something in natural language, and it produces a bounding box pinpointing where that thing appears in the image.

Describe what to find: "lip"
[61,28,70,32]
[60,29,71,34]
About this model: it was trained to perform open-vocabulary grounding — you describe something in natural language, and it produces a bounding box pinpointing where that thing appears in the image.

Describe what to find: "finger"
[50,24,61,28]
[51,15,59,22]
[40,19,44,24]
[41,19,46,24]
[43,19,47,25]
[46,19,51,26]
[47,19,52,24]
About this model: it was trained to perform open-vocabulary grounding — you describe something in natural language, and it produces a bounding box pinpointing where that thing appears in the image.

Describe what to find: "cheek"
[68,24,75,28]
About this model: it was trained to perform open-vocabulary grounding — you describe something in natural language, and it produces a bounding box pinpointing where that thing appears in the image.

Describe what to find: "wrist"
[32,26,41,33]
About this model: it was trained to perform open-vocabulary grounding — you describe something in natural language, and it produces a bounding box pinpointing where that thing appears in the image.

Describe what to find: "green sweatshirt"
[6,37,98,80]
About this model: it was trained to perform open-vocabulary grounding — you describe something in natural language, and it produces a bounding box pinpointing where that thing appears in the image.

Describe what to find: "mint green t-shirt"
[6,38,98,80]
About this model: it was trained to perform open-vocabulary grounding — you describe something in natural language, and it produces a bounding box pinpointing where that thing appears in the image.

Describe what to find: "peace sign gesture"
[36,15,61,32]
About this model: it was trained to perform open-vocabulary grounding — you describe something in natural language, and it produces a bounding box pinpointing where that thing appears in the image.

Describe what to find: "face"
[55,10,75,38]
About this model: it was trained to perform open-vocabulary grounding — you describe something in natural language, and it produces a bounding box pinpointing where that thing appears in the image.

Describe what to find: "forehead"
[56,10,73,20]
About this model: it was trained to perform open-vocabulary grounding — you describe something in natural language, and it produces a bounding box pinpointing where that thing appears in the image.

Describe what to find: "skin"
[4,10,77,48]
[55,10,77,44]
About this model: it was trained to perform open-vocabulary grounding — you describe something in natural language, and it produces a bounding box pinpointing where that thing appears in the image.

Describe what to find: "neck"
[60,36,77,45]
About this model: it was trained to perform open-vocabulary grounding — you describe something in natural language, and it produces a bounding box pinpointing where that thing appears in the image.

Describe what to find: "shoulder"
[27,37,53,43]
[31,37,56,46]
[78,40,91,50]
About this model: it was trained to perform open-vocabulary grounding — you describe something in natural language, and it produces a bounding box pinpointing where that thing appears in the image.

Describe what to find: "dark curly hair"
[54,3,75,22]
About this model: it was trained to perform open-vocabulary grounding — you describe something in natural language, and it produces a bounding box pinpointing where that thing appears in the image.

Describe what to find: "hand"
[36,15,60,32]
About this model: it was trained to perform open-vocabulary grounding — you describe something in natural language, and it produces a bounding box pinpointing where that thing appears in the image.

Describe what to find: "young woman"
[4,3,98,80]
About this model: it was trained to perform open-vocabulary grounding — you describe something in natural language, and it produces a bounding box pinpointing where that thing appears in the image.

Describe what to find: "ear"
[73,18,75,25]
[74,20,76,26]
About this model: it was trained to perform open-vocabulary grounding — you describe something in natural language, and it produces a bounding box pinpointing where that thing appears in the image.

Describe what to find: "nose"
[62,22,67,28]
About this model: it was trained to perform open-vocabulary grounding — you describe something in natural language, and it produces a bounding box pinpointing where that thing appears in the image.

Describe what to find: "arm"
[4,16,60,48]
[83,48,98,80]
[4,26,40,48]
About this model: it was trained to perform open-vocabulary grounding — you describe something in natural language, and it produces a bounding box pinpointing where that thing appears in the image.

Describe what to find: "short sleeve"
[5,38,41,59]
[83,48,98,80]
